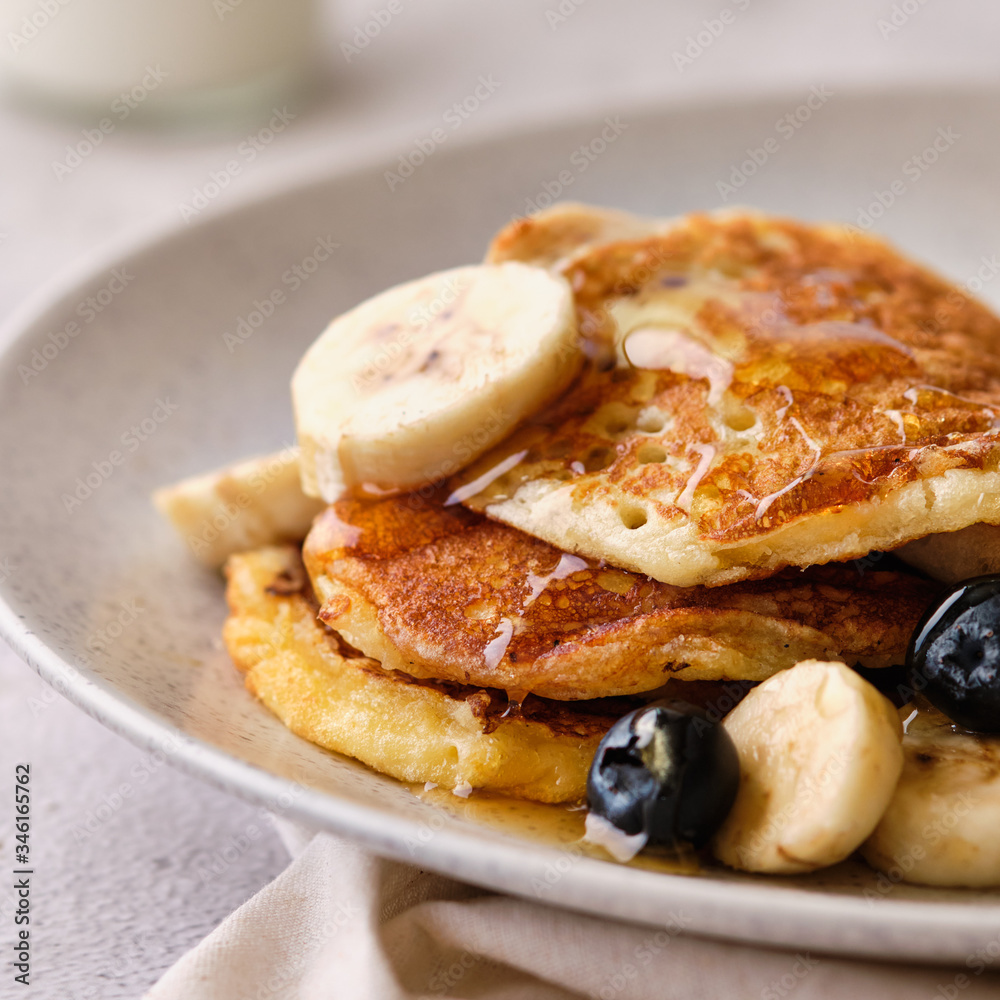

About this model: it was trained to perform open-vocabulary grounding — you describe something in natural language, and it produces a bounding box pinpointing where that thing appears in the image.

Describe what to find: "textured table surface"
[1,1,998,995]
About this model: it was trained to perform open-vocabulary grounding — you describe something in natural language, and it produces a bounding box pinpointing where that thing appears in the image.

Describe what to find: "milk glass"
[0,0,317,123]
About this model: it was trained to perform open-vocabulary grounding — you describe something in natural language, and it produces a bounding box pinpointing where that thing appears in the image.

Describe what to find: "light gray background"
[1,1,999,996]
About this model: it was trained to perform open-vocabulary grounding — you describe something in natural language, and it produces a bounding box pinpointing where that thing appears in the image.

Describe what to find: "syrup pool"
[410,784,701,875]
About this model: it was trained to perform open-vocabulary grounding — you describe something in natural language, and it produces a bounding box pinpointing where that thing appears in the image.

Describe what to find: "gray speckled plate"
[3,88,1000,964]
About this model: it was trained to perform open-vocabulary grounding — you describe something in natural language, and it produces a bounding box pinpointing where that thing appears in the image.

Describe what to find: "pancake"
[302,489,940,701]
[224,544,636,802]
[457,208,1000,587]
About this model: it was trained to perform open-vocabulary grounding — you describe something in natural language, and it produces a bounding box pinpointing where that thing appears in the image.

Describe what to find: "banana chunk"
[896,522,1000,584]
[153,447,324,567]
[484,201,671,269]
[292,262,581,501]
[712,660,903,874]
[862,703,1000,888]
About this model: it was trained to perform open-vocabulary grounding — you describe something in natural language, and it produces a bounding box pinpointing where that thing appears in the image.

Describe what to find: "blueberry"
[908,575,1000,733]
[586,701,740,849]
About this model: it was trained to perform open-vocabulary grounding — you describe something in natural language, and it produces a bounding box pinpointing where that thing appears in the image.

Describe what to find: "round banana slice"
[862,702,1000,888]
[712,660,903,874]
[292,262,580,501]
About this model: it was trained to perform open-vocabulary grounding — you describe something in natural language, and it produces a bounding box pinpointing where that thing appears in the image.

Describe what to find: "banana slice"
[862,702,1000,888]
[712,660,903,874]
[896,522,1000,584]
[292,262,581,501]
[484,201,672,269]
[153,447,324,567]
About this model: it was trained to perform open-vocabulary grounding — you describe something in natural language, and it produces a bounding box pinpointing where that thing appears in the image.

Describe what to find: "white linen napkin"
[143,821,1000,1000]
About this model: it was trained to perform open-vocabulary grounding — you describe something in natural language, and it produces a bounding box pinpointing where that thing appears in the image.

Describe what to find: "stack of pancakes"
[224,204,1000,805]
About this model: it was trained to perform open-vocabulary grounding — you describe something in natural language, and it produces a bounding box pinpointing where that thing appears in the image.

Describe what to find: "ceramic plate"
[3,87,1000,963]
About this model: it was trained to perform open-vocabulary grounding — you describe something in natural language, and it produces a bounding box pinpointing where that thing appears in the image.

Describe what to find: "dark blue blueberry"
[908,576,1000,733]
[586,701,740,849]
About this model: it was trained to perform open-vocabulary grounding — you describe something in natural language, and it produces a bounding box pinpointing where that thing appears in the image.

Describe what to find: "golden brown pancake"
[302,489,940,701]
[224,544,637,802]
[457,208,1000,587]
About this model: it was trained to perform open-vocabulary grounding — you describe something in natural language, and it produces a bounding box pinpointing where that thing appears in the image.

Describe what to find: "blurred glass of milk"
[0,0,317,122]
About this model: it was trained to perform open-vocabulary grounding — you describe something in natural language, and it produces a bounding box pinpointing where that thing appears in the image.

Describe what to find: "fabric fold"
[145,825,1000,1000]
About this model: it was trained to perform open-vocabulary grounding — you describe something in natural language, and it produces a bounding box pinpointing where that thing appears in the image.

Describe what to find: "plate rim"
[4,83,1000,964]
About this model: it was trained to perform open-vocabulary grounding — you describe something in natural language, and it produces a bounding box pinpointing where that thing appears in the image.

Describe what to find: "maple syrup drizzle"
[410,785,701,874]
[445,449,528,506]
[483,618,514,670]
[774,384,794,422]
[524,554,589,608]
[676,444,716,513]
[623,326,734,406]
[755,475,809,521]
[777,319,915,357]
[882,410,908,444]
